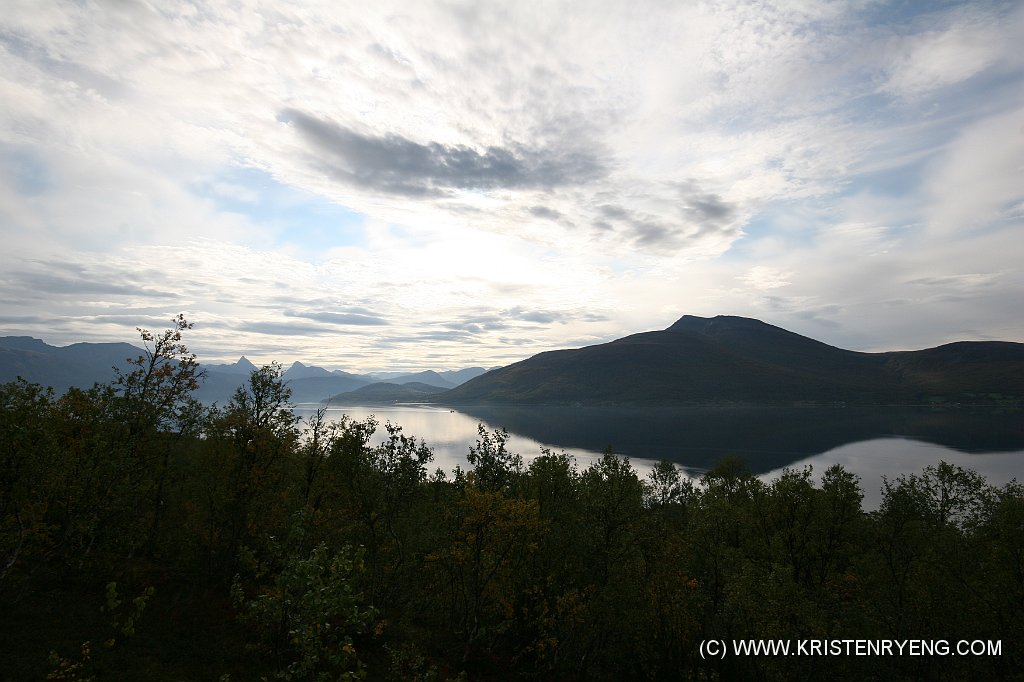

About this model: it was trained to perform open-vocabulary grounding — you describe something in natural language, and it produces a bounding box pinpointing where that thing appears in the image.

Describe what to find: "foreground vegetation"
[2,318,1022,680]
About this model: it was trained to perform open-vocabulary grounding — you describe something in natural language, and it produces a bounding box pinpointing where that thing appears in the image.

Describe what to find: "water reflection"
[776,438,1024,510]
[296,404,1024,509]
[296,404,615,472]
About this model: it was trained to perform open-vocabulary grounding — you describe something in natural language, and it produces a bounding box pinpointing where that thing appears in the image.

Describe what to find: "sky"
[1,0,1022,373]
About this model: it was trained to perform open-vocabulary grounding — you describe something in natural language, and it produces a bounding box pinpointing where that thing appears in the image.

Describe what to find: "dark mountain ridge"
[0,337,140,394]
[441,315,1024,406]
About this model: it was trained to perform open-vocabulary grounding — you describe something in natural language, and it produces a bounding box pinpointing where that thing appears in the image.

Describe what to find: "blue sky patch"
[192,166,367,254]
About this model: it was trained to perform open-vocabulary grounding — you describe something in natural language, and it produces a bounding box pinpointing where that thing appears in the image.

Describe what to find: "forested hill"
[441,315,1024,406]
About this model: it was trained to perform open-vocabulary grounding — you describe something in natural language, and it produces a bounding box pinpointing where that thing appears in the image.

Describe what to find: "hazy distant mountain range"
[3,315,1022,406]
[0,336,486,405]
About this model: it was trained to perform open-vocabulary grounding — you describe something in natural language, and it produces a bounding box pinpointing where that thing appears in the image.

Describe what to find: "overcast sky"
[1,0,1022,372]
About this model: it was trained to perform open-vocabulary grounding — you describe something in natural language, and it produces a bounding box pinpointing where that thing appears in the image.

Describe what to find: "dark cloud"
[279,108,606,196]
[599,204,630,220]
[679,181,737,226]
[529,205,562,220]
[497,336,539,346]
[2,269,180,300]
[592,204,682,248]
[508,308,558,324]
[445,307,589,334]
[284,309,389,326]
[630,221,673,247]
[589,183,741,249]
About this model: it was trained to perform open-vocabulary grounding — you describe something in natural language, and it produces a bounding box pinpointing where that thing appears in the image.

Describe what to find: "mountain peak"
[0,336,51,352]
[443,314,1024,406]
[667,314,763,333]
[283,361,334,380]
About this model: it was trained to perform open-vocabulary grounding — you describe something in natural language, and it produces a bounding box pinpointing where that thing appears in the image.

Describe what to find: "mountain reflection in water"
[298,404,1023,509]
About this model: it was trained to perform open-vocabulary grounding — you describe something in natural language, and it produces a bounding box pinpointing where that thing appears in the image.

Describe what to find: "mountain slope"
[324,381,444,405]
[0,337,140,392]
[441,315,1024,406]
[382,370,456,389]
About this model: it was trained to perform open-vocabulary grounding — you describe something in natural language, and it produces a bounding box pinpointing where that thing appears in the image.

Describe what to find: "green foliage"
[231,515,374,681]
[466,424,522,492]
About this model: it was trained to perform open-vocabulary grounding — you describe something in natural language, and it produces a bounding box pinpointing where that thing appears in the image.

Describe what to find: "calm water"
[295,403,1024,509]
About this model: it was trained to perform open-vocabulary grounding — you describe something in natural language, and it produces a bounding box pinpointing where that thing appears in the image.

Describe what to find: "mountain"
[324,381,445,405]
[283,361,332,380]
[439,367,489,386]
[193,360,372,404]
[0,336,140,393]
[0,337,437,404]
[365,367,488,387]
[382,370,456,389]
[440,315,1024,406]
[284,375,374,404]
[204,356,258,375]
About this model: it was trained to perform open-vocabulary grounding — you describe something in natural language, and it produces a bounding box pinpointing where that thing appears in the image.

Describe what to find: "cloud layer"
[0,0,1021,371]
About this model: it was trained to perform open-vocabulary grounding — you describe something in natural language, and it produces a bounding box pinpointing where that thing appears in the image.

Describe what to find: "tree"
[112,315,206,555]
[0,380,56,583]
[645,459,694,509]
[466,425,522,493]
[113,313,204,438]
[232,513,374,681]
[211,363,299,568]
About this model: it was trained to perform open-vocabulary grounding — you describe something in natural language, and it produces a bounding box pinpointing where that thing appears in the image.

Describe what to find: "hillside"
[441,315,1024,406]
[0,336,139,392]
[324,381,444,405]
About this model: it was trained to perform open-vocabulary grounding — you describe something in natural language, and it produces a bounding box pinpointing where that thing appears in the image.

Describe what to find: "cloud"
[880,5,1017,99]
[284,309,389,326]
[679,182,737,226]
[741,267,793,290]
[0,262,181,301]
[581,180,743,252]
[906,272,1006,291]
[528,205,561,221]
[238,321,338,337]
[923,106,1024,237]
[279,108,607,197]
